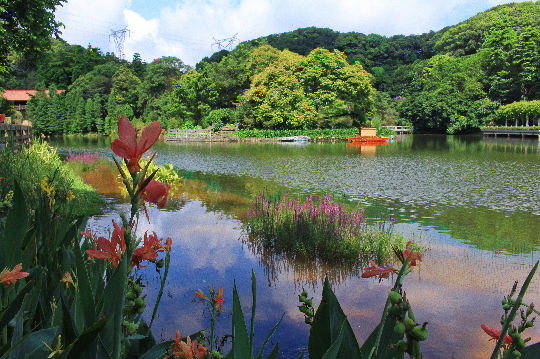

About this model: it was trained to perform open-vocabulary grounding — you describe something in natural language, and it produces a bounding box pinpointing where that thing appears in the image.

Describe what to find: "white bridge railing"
[165,128,212,141]
[381,126,411,133]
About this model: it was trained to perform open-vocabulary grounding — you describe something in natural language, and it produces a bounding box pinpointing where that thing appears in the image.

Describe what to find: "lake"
[50,134,540,358]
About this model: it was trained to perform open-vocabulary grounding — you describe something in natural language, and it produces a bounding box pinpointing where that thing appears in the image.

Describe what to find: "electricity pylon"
[110,27,130,60]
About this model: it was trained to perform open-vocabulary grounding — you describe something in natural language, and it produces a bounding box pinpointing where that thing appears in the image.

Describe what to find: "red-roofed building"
[2,90,64,117]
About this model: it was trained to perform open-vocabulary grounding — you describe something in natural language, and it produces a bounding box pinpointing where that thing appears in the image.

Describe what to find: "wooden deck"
[481,128,540,139]
[164,128,212,141]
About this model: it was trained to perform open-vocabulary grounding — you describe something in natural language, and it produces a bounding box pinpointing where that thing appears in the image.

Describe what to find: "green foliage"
[112,65,141,112]
[242,192,418,262]
[232,128,358,139]
[0,142,104,217]
[224,270,282,359]
[0,0,66,74]
[203,108,235,130]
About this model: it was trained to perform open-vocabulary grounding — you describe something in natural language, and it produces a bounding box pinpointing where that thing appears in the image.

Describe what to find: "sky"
[53,0,529,67]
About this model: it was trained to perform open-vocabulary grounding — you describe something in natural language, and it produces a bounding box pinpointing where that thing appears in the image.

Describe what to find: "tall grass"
[0,141,105,217]
[242,191,418,262]
[232,127,397,139]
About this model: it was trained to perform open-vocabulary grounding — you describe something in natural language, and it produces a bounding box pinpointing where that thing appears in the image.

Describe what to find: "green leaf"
[0,327,58,359]
[253,313,283,359]
[230,280,251,359]
[72,217,96,328]
[321,322,345,359]
[308,276,361,359]
[61,316,107,359]
[0,280,34,331]
[264,342,279,359]
[2,180,28,269]
[138,340,174,359]
[360,320,404,359]
[511,342,540,359]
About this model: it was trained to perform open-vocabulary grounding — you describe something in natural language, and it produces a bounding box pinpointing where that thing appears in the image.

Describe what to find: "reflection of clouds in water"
[136,201,243,276]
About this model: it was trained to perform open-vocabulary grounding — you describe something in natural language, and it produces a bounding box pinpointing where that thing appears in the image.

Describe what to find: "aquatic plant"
[242,191,417,262]
[65,152,109,171]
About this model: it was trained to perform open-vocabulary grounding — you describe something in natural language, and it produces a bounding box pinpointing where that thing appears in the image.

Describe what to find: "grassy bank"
[231,127,397,139]
[0,141,105,217]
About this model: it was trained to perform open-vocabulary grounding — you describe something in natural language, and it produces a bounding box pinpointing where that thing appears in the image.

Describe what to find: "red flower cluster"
[480,323,513,345]
[0,264,29,287]
[111,115,169,208]
[0,114,5,123]
[86,220,126,268]
[403,241,422,266]
[170,330,207,359]
[131,231,171,268]
[361,261,398,282]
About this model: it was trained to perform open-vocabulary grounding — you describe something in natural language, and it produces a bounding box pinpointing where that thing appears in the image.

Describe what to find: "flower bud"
[211,350,224,358]
[156,259,165,268]
[388,291,401,305]
[200,330,206,336]
[301,290,308,297]
[396,340,408,352]
[394,322,406,336]
[388,304,402,317]
[127,300,135,307]
[127,323,138,334]
[305,317,312,324]
[133,285,143,295]
[502,298,508,306]
[513,350,521,358]
[126,292,136,300]
[411,323,429,341]
[305,299,313,307]
[503,304,511,311]
[137,306,145,314]
[135,297,145,308]
[305,310,313,317]
[403,318,415,332]
[299,295,307,302]
[299,305,308,314]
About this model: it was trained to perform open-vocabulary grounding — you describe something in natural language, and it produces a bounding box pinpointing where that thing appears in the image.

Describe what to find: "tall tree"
[0,0,66,75]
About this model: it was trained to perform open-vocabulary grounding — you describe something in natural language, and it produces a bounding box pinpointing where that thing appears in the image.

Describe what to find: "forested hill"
[2,1,540,135]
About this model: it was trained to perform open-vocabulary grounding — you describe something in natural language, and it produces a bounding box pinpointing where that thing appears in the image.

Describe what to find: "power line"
[211,33,239,52]
[109,27,130,60]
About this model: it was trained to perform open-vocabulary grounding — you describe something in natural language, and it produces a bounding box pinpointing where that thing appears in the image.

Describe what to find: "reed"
[242,191,416,262]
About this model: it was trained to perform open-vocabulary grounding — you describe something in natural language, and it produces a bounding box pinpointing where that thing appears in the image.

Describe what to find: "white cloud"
[54,0,531,67]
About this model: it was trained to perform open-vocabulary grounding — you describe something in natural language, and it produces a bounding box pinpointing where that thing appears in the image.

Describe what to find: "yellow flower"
[40,177,56,209]
[43,335,64,358]
[60,272,75,289]
[66,190,75,202]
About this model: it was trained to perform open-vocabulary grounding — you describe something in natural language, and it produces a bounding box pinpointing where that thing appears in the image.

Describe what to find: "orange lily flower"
[111,115,162,174]
[195,289,210,304]
[140,179,169,208]
[480,323,513,345]
[361,260,398,282]
[131,231,161,268]
[0,264,29,287]
[86,220,126,267]
[215,286,224,311]
[403,241,422,266]
[171,331,207,359]
[60,272,75,288]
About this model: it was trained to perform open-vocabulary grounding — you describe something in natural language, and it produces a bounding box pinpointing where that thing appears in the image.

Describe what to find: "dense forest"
[2,1,540,134]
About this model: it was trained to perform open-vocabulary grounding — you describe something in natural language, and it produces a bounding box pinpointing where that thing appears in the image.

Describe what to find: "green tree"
[93,93,104,133]
[85,97,94,132]
[0,0,66,75]
[112,65,141,114]
[71,96,85,133]
[166,69,218,127]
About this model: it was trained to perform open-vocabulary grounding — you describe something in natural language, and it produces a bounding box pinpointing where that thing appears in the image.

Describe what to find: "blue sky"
[54,0,529,67]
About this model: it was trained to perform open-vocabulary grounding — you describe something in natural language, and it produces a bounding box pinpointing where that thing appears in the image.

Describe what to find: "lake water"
[50,134,540,358]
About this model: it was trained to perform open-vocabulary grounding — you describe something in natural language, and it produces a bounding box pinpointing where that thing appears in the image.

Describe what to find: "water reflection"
[49,135,540,358]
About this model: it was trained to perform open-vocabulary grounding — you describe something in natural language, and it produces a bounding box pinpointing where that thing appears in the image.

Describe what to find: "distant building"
[2,90,64,118]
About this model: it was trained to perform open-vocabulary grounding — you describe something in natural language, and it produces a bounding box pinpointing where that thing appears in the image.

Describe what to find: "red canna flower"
[195,289,210,304]
[480,323,513,345]
[215,286,224,311]
[140,179,169,208]
[0,114,5,123]
[403,241,422,266]
[171,331,207,359]
[86,220,126,267]
[0,264,29,287]
[111,115,162,173]
[131,231,162,268]
[361,260,398,282]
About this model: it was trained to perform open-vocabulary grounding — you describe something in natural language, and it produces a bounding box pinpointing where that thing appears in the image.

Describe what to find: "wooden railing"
[0,123,33,148]
[165,128,212,141]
